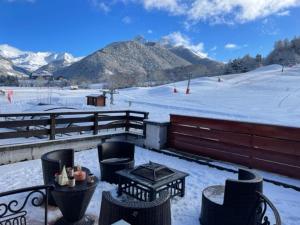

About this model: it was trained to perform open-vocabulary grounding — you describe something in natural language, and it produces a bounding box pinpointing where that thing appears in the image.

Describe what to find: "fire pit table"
[116,161,189,201]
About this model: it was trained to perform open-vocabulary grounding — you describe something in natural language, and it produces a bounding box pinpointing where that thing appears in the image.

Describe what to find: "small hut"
[86,94,106,107]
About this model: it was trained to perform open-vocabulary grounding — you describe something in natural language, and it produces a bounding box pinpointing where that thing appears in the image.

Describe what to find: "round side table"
[52,167,99,225]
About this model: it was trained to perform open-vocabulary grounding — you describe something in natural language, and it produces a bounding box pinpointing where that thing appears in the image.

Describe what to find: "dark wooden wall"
[168,114,300,179]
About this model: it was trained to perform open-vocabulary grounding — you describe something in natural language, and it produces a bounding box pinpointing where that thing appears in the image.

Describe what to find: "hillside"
[0,56,26,77]
[53,41,191,82]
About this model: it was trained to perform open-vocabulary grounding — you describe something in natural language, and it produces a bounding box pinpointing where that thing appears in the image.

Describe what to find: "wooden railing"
[0,110,149,141]
[168,114,300,179]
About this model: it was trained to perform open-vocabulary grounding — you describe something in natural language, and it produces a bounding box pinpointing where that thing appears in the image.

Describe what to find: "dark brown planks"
[170,124,252,147]
[168,114,300,179]
[0,110,148,140]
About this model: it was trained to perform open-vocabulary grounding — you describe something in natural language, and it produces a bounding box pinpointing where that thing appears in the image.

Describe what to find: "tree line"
[224,36,300,74]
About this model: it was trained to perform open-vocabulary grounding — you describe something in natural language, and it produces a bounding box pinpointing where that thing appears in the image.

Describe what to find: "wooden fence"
[0,110,148,141]
[168,114,300,179]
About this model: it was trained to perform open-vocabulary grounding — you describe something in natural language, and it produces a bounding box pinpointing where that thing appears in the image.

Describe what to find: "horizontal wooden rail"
[168,114,300,179]
[0,110,149,142]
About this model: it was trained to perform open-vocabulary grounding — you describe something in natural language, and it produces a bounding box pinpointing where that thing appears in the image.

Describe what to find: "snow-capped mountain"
[0,56,27,77]
[0,44,81,72]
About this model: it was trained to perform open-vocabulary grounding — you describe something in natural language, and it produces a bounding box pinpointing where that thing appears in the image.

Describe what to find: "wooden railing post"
[50,114,56,140]
[93,112,99,135]
[143,112,149,137]
[125,111,130,132]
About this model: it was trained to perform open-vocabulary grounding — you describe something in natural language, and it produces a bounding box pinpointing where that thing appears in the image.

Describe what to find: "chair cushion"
[101,157,131,164]
[203,185,225,205]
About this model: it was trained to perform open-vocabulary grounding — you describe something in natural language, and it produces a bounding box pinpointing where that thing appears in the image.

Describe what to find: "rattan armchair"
[97,142,135,184]
[200,168,263,225]
[99,191,171,225]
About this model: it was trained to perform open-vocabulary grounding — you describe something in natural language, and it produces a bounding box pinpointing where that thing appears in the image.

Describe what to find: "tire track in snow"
[278,87,300,108]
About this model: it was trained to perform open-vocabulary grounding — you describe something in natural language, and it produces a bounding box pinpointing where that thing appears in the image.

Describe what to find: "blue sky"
[1,0,300,61]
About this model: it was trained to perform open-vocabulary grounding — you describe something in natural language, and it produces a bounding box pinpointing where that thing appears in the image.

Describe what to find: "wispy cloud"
[147,29,153,34]
[141,0,187,15]
[225,43,238,49]
[89,0,300,25]
[224,43,248,50]
[277,10,290,16]
[187,0,300,24]
[90,0,110,13]
[122,16,132,24]
[120,0,300,25]
[210,46,217,51]
[162,31,207,58]
[261,18,280,35]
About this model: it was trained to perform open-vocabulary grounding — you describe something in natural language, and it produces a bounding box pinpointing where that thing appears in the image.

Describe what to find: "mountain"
[53,41,191,82]
[168,45,207,64]
[0,44,81,72]
[168,45,222,68]
[0,56,26,77]
[32,53,82,77]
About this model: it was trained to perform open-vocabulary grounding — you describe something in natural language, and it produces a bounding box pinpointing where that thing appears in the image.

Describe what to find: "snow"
[0,44,23,58]
[0,44,82,72]
[0,147,299,225]
[1,64,300,224]
[3,64,300,126]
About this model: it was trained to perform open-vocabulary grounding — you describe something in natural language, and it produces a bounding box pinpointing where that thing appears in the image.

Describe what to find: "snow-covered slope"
[1,64,300,127]
[0,56,25,77]
[0,44,81,72]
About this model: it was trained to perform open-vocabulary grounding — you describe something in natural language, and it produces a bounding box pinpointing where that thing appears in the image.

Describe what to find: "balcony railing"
[0,110,149,141]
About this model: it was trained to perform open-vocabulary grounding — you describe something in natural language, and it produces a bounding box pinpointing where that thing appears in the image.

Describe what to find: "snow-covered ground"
[0,147,299,225]
[0,64,300,224]
[1,64,300,127]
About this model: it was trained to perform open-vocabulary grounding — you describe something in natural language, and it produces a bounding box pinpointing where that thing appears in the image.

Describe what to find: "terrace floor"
[0,147,299,225]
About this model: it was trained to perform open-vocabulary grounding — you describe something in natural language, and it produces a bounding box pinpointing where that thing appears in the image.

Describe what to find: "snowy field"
[1,64,300,128]
[0,147,299,225]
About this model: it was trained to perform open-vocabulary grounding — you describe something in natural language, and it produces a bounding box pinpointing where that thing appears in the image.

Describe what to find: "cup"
[75,165,82,171]
[54,173,59,183]
[68,177,76,187]
[87,173,95,184]
[67,167,74,177]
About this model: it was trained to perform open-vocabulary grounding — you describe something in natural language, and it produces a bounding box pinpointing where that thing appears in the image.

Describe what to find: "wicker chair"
[200,169,263,225]
[99,191,171,225]
[98,142,135,184]
[41,149,74,205]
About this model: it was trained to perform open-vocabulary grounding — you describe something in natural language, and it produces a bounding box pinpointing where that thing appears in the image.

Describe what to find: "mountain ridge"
[0,44,81,72]
[53,40,193,82]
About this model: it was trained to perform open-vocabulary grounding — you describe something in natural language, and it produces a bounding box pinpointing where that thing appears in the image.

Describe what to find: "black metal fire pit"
[116,161,189,201]
[131,161,176,183]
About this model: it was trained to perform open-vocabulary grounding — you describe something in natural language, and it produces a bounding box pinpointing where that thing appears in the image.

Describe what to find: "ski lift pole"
[110,89,114,105]
[186,73,191,94]
[173,84,178,93]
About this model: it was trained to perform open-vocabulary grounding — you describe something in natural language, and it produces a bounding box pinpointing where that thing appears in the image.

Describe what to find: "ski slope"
[115,64,300,126]
[1,64,300,127]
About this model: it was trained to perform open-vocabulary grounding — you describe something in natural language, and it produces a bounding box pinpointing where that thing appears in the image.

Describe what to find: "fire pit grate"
[130,161,175,182]
[116,162,189,201]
